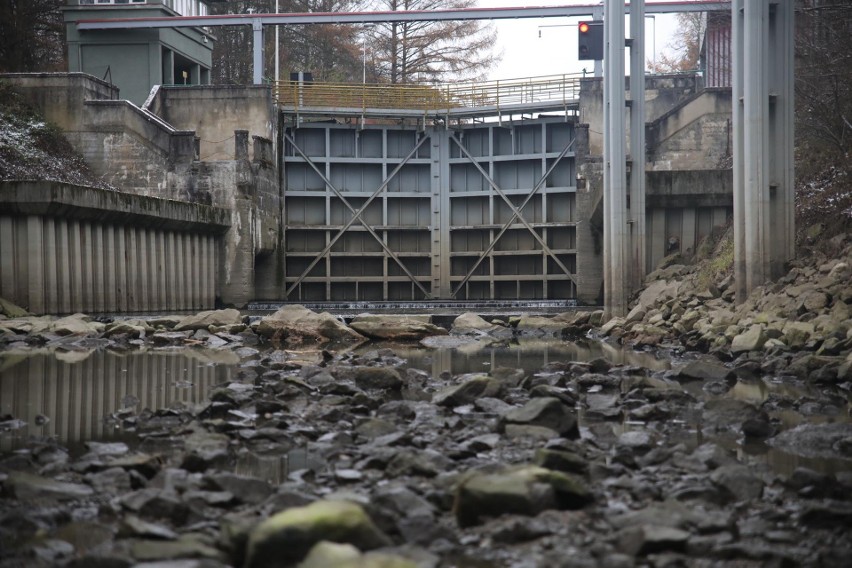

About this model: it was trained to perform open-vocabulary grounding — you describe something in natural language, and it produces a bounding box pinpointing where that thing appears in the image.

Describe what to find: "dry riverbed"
[1,288,850,568]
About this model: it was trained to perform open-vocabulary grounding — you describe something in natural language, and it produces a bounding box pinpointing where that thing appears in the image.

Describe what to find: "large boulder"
[731,324,768,353]
[244,500,392,568]
[432,374,505,407]
[256,305,365,344]
[174,309,243,332]
[298,542,417,568]
[50,313,105,336]
[349,314,447,341]
[515,316,571,337]
[0,297,29,318]
[450,313,513,338]
[453,465,593,527]
[498,397,579,439]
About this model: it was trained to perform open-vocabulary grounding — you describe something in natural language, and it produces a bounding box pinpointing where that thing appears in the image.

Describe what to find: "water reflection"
[392,337,670,378]
[0,348,237,452]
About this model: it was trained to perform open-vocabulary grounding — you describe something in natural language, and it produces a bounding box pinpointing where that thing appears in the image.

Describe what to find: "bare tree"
[210,0,365,84]
[648,12,703,74]
[364,0,498,84]
[795,0,852,157]
[0,0,65,73]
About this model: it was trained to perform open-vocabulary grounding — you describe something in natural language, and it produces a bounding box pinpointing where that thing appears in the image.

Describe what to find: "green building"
[64,0,217,105]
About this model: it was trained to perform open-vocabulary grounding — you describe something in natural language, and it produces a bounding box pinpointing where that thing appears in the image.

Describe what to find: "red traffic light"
[579,22,590,33]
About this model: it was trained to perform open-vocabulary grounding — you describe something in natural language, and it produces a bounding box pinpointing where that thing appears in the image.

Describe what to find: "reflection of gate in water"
[282,118,579,302]
[0,350,236,452]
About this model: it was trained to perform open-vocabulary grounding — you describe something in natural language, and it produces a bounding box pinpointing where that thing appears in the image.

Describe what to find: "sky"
[475,0,681,81]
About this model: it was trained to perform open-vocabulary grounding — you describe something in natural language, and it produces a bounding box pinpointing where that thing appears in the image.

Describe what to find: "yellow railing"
[273,74,584,113]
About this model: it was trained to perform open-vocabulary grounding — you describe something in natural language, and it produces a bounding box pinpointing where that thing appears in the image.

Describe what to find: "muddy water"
[2,340,850,481]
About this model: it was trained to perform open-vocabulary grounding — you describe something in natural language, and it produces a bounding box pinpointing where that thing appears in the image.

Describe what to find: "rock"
[768,423,852,460]
[676,359,735,382]
[432,375,505,407]
[617,431,655,455]
[244,500,392,568]
[600,317,626,335]
[204,473,273,505]
[625,304,646,325]
[256,305,365,344]
[298,542,417,568]
[4,471,94,501]
[105,319,153,338]
[637,279,681,310]
[51,313,105,336]
[616,525,690,556]
[351,367,403,391]
[0,297,29,318]
[129,533,222,562]
[174,309,243,331]
[349,315,447,341]
[453,465,592,527]
[782,321,816,349]
[731,324,768,353]
[710,465,764,502]
[450,312,513,338]
[499,397,579,439]
[515,316,569,336]
[533,449,588,475]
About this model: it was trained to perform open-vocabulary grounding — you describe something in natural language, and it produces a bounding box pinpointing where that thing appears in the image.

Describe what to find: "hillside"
[0,81,114,190]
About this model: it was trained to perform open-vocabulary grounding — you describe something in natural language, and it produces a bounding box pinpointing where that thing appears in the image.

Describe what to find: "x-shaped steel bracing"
[283,131,432,299]
[450,137,577,298]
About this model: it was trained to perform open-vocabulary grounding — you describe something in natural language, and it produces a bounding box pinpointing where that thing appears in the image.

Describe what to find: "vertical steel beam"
[629,0,646,292]
[252,18,263,85]
[732,0,746,301]
[733,0,794,302]
[604,0,628,317]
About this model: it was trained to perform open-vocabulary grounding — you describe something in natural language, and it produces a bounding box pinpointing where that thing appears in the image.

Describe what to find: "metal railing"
[273,73,584,113]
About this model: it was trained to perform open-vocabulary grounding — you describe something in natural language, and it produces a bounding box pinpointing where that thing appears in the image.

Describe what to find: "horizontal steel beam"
[76,2,730,30]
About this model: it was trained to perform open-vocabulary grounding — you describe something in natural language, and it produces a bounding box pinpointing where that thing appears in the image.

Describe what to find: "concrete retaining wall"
[0,182,230,315]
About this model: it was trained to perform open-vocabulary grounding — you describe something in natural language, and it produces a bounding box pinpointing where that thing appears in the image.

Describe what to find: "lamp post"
[275,0,279,84]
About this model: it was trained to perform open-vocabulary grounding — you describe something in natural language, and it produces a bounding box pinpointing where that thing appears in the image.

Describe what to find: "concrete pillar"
[138,229,149,312]
[116,227,127,313]
[162,48,174,85]
[431,129,451,297]
[26,217,44,314]
[603,0,628,318]
[166,231,177,311]
[56,220,72,314]
[175,233,186,310]
[68,221,84,313]
[104,225,117,312]
[127,228,138,312]
[0,217,16,301]
[733,0,795,301]
[82,223,94,313]
[44,218,58,313]
[628,0,646,295]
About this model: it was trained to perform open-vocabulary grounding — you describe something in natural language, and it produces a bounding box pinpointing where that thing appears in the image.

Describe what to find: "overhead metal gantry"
[75,2,730,85]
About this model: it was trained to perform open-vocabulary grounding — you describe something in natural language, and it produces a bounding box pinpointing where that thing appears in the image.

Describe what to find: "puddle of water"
[3,339,849,478]
[0,348,237,453]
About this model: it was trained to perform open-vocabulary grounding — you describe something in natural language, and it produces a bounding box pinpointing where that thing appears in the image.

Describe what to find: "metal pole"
[630,0,646,291]
[604,0,628,318]
[252,18,263,84]
[275,0,279,84]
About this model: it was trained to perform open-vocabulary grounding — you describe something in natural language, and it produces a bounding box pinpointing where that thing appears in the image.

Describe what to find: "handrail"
[272,73,584,112]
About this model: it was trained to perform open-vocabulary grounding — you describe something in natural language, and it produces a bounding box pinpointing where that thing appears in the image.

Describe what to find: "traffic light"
[578,20,604,61]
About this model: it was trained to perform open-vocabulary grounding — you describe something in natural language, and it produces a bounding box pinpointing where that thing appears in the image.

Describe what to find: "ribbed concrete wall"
[0,350,234,452]
[0,182,230,315]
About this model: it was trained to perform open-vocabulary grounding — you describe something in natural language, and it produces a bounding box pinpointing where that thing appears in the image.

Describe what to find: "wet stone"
[498,397,579,439]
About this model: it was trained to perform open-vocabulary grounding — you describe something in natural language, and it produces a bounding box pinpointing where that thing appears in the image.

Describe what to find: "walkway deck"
[274,74,583,120]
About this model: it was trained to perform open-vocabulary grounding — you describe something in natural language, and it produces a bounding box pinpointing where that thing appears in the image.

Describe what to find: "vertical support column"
[732,0,746,301]
[733,0,794,302]
[603,0,628,318]
[593,6,604,78]
[629,0,646,295]
[26,217,44,314]
[431,129,451,297]
[68,221,83,314]
[770,0,796,273]
[82,223,94,313]
[0,217,15,301]
[44,218,58,314]
[252,18,264,85]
